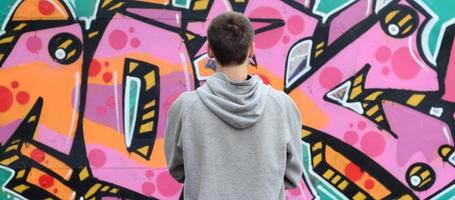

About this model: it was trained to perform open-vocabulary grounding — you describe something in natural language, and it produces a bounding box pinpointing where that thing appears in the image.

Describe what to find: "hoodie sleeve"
[164,94,186,183]
[283,94,304,189]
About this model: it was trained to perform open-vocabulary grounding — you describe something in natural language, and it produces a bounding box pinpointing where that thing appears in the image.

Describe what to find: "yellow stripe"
[88,31,99,38]
[312,153,321,167]
[16,169,25,179]
[108,2,124,11]
[385,10,399,23]
[312,142,322,151]
[366,105,379,116]
[79,167,89,181]
[85,183,102,198]
[13,23,27,31]
[101,185,110,192]
[354,74,364,86]
[102,0,113,8]
[5,144,19,152]
[0,36,15,44]
[28,115,36,123]
[350,86,362,99]
[140,121,154,133]
[59,39,73,49]
[402,25,413,35]
[193,0,209,10]
[374,115,383,122]
[0,155,19,165]
[142,110,155,121]
[398,14,412,27]
[410,166,421,175]
[13,184,29,193]
[331,175,341,184]
[144,100,156,109]
[406,94,425,106]
[316,41,325,49]
[353,192,367,200]
[144,71,156,91]
[420,170,430,179]
[322,169,335,179]
[338,180,349,190]
[365,91,383,101]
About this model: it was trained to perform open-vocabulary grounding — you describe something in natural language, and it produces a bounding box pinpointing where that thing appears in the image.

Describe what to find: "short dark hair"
[207,12,254,67]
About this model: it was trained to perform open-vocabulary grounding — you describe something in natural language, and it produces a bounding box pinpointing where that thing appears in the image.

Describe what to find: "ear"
[207,43,215,58]
[248,42,255,58]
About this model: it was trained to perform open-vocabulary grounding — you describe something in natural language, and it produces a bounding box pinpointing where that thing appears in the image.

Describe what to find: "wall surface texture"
[0,0,454,199]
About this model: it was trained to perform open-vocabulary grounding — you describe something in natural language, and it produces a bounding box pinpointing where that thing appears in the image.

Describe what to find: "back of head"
[207,12,254,67]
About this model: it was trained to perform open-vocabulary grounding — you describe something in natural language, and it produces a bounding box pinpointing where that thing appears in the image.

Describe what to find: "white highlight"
[180,52,192,91]
[55,48,66,59]
[443,126,453,145]
[66,72,80,145]
[113,70,121,134]
[429,107,443,117]
[175,13,180,25]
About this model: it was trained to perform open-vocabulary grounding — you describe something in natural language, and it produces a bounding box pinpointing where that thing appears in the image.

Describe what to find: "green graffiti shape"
[312,0,356,23]
[0,0,19,35]
[301,142,348,200]
[0,166,26,200]
[66,0,101,29]
[414,0,455,66]
[172,0,191,9]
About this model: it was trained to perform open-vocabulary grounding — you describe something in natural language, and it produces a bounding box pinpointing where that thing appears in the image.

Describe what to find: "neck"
[215,61,248,81]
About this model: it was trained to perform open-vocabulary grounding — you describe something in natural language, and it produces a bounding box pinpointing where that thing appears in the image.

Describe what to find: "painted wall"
[0,0,454,199]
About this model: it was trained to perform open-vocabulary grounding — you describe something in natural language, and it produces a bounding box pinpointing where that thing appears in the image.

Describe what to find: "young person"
[164,11,303,199]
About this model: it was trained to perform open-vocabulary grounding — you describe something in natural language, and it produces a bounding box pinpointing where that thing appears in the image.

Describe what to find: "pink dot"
[11,81,19,89]
[103,72,113,83]
[16,91,30,105]
[345,162,364,181]
[109,29,128,50]
[344,131,358,145]
[375,46,392,63]
[88,149,106,168]
[391,47,420,79]
[129,27,135,33]
[142,182,155,196]
[96,106,107,116]
[157,171,181,197]
[38,0,55,16]
[26,36,42,53]
[360,131,386,157]
[248,7,284,49]
[131,38,141,48]
[382,66,390,75]
[364,179,375,190]
[145,170,154,178]
[357,121,366,130]
[0,86,13,112]
[287,15,305,35]
[88,59,101,77]
[106,96,115,108]
[319,67,343,89]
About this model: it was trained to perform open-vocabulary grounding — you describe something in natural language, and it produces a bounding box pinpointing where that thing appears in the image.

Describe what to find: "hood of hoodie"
[196,72,271,129]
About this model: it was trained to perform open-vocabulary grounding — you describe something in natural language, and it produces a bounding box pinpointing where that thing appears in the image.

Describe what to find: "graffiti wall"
[0,0,454,199]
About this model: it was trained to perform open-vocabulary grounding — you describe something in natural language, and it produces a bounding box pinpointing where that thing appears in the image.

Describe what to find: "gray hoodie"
[164,72,303,200]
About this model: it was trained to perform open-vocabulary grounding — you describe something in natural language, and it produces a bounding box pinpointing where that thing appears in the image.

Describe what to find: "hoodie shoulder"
[169,91,199,116]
